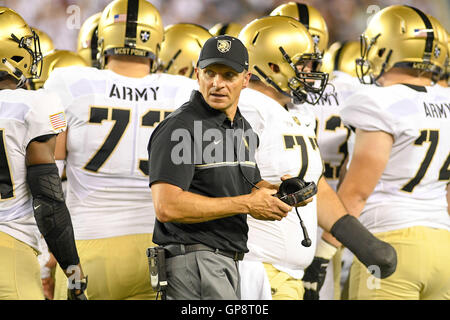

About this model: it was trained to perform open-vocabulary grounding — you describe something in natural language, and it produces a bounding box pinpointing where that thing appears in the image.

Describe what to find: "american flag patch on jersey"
[114,14,126,23]
[49,112,66,130]
[413,28,434,37]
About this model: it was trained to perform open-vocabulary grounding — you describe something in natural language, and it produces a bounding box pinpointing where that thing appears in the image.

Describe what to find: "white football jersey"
[0,88,66,250]
[308,71,363,191]
[239,87,324,279]
[44,66,198,240]
[341,84,450,233]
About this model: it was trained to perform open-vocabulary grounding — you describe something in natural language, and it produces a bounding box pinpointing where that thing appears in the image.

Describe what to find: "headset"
[236,118,315,247]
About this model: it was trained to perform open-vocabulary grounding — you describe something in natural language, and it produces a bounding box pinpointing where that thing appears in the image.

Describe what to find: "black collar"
[401,83,427,92]
[190,90,243,128]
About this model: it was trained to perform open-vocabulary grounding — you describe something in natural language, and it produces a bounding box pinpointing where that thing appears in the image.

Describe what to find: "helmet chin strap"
[1,58,27,88]
[253,65,294,100]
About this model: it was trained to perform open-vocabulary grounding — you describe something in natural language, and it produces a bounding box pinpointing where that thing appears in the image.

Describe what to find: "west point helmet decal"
[140,30,150,42]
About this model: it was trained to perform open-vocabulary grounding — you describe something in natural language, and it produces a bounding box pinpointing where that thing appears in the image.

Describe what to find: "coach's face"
[196,64,250,119]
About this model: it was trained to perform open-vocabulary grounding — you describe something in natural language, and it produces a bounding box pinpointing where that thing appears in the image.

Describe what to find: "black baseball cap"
[197,35,249,73]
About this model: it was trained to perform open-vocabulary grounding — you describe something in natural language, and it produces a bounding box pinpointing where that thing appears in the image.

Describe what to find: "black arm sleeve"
[331,214,397,279]
[26,163,80,270]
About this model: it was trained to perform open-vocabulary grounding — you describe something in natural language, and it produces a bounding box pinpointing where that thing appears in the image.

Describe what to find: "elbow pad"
[331,214,397,279]
[26,163,80,270]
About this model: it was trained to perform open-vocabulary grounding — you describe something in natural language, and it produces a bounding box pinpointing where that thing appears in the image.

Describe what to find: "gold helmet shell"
[97,0,164,69]
[358,5,448,83]
[30,50,88,90]
[77,12,101,68]
[321,41,360,77]
[209,22,243,38]
[0,7,42,86]
[32,28,55,57]
[239,15,328,104]
[158,23,211,79]
[270,2,329,54]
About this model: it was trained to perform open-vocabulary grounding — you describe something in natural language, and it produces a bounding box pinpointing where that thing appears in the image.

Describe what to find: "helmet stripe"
[91,26,99,62]
[218,24,229,36]
[334,41,348,71]
[125,0,139,47]
[296,3,310,30]
[407,6,434,61]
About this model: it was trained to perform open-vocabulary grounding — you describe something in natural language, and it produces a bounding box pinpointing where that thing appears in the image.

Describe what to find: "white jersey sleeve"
[0,88,66,250]
[341,84,450,233]
[24,89,66,146]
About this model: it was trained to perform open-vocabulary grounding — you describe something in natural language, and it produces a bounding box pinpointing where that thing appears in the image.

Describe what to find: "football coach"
[147,35,295,300]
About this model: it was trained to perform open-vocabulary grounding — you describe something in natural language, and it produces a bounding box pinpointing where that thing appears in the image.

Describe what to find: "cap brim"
[198,58,245,73]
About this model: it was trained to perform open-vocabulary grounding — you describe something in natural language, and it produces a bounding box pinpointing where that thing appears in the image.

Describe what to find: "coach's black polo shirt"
[148,90,262,253]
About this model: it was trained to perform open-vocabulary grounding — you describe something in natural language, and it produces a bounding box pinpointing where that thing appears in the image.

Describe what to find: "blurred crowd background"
[1,0,448,52]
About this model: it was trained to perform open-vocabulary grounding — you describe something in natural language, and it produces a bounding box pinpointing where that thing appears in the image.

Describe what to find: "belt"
[164,244,245,261]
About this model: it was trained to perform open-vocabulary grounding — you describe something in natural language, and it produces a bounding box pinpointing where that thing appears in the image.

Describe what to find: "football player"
[158,23,212,79]
[270,2,363,300]
[77,12,101,68]
[45,0,197,300]
[237,15,397,300]
[338,5,449,299]
[0,7,86,300]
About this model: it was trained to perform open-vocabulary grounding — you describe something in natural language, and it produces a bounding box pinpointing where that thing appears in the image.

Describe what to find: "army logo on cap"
[217,39,231,53]
[140,30,150,42]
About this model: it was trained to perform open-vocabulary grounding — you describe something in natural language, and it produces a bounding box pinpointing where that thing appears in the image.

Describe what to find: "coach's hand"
[247,187,291,221]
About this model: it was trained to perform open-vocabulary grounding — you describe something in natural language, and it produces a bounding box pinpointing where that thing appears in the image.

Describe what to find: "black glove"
[67,276,88,300]
[302,257,329,300]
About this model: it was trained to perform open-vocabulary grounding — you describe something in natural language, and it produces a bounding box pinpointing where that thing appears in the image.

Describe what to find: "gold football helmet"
[321,41,360,77]
[270,2,329,55]
[357,5,448,84]
[97,0,164,70]
[30,50,88,90]
[158,23,211,79]
[77,12,101,68]
[239,16,328,104]
[0,7,42,87]
[209,22,243,38]
[32,28,54,57]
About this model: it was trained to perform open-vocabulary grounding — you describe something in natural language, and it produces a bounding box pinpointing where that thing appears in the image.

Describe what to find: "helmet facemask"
[254,46,328,105]
[356,33,386,84]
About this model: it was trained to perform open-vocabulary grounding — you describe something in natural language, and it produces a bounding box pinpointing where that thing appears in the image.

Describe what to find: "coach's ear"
[242,71,251,89]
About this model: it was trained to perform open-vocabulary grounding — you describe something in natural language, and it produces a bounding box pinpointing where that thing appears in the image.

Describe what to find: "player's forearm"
[336,180,369,219]
[316,177,347,231]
